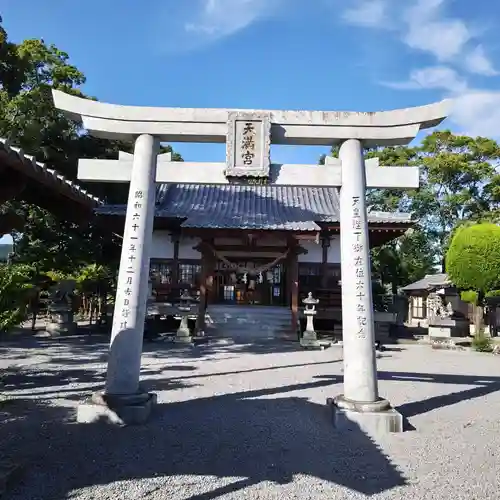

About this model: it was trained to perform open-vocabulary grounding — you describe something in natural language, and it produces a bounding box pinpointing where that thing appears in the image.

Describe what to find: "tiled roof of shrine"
[97,183,413,231]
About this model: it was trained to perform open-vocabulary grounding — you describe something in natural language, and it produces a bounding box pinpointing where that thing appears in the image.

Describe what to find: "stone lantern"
[45,280,77,336]
[300,292,322,349]
[175,289,195,344]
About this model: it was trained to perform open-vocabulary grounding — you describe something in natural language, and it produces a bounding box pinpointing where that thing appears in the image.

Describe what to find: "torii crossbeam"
[78,154,419,189]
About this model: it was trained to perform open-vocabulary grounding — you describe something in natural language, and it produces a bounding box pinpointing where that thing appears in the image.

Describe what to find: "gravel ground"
[1,335,500,500]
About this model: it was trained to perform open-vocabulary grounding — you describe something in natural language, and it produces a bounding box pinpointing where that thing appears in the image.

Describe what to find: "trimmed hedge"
[446,223,500,296]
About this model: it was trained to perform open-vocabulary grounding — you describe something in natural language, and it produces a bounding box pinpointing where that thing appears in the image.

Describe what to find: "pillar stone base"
[76,391,157,426]
[327,395,403,435]
[45,312,77,336]
[174,330,193,344]
[175,316,193,344]
[300,329,323,349]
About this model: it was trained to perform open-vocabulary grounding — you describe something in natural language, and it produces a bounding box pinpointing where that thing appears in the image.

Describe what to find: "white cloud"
[464,45,498,76]
[402,0,472,62]
[155,0,283,53]
[402,0,498,76]
[383,66,467,92]
[341,0,497,77]
[342,0,388,28]
[381,64,500,138]
[403,1,497,76]
[346,0,500,136]
[452,90,500,137]
[404,18,470,62]
[184,0,280,41]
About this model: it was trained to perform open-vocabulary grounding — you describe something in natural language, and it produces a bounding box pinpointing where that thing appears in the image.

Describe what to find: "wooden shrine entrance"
[214,258,287,306]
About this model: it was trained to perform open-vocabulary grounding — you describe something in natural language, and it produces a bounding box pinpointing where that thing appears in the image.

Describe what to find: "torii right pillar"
[328,138,403,435]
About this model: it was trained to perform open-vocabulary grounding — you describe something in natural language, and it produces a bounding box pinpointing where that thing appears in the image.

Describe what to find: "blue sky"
[2,0,500,242]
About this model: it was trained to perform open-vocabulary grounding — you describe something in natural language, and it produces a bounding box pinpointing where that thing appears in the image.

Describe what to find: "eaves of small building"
[0,138,102,228]
[401,273,453,294]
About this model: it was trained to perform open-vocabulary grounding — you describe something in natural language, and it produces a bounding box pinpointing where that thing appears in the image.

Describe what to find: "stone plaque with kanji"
[225,111,271,179]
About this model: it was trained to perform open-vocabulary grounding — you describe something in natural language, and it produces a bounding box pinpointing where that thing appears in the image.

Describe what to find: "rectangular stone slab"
[77,393,157,426]
[327,398,404,435]
[78,160,419,189]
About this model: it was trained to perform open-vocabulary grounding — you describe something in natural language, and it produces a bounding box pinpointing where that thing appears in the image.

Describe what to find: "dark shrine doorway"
[214,258,287,306]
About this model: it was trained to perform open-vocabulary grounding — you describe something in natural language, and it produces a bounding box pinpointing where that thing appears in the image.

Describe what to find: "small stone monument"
[428,294,469,338]
[45,280,77,336]
[300,293,323,350]
[175,289,194,344]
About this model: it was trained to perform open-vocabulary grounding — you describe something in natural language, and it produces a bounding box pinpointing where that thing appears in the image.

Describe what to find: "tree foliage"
[446,223,500,296]
[0,19,181,274]
[0,263,36,332]
[0,19,184,330]
[324,130,500,291]
[371,229,435,294]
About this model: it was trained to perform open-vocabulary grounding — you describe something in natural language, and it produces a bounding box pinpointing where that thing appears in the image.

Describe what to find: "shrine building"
[96,176,413,329]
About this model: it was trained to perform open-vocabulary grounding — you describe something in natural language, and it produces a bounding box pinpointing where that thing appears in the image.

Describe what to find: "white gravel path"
[1,335,500,500]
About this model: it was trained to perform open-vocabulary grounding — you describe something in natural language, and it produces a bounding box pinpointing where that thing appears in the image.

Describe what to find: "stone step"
[205,305,294,340]
[208,324,291,332]
[208,320,290,328]
[207,310,290,318]
[208,306,290,316]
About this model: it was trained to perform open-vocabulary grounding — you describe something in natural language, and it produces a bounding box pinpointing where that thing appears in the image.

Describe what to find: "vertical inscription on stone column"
[351,196,367,340]
[114,189,145,332]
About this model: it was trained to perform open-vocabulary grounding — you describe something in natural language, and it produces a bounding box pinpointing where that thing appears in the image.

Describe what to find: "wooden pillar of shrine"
[288,244,300,336]
[195,239,216,334]
[171,232,180,287]
[321,236,330,288]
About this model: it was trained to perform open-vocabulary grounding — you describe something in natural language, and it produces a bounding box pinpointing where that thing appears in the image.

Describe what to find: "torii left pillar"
[77,134,159,425]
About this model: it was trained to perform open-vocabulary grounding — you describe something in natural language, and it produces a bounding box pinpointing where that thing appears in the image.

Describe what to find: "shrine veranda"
[52,90,451,431]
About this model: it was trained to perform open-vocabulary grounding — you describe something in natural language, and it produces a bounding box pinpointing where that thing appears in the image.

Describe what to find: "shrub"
[446,223,500,295]
[0,264,36,332]
[471,331,493,353]
[460,290,478,305]
[447,223,500,332]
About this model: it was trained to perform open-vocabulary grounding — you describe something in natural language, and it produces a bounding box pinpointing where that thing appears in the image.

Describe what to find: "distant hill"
[0,243,13,262]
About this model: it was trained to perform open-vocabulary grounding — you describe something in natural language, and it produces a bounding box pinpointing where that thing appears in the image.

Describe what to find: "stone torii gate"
[52,90,450,432]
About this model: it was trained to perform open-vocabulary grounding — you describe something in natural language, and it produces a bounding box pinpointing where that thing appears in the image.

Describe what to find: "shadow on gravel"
[379,371,500,419]
[145,338,312,359]
[0,334,312,368]
[314,371,500,426]
[1,380,407,500]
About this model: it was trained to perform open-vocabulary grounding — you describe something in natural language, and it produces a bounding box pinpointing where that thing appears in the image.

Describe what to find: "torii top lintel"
[52,90,451,147]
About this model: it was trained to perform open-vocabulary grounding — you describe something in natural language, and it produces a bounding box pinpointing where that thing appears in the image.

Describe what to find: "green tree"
[446,223,500,332]
[415,132,499,266]
[323,131,500,288]
[0,19,181,280]
[371,229,436,294]
[0,263,36,332]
